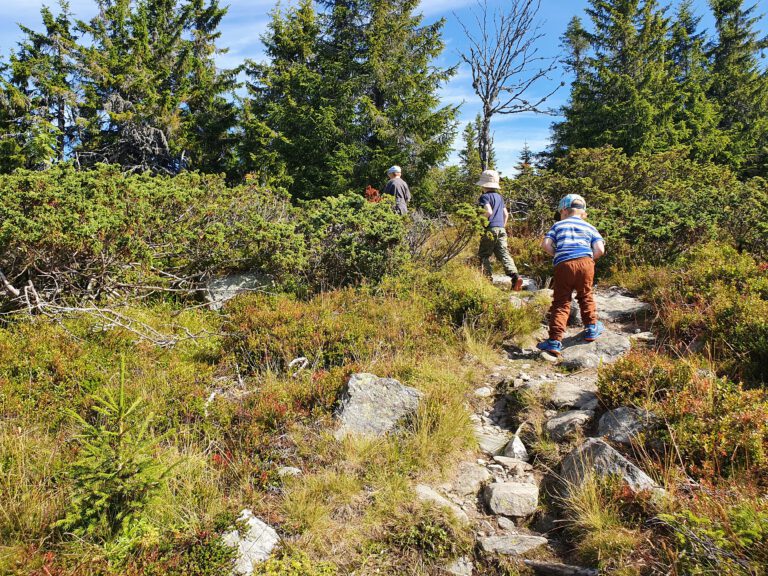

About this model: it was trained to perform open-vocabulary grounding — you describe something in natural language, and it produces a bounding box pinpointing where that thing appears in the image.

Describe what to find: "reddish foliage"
[365,185,381,203]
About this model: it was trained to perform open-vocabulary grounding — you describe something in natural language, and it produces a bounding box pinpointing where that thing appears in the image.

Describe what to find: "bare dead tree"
[459,0,561,169]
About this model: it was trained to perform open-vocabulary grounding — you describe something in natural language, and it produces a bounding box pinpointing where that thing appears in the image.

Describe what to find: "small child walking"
[537,194,606,356]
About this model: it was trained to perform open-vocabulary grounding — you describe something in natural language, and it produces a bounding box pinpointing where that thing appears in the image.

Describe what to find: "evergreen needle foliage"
[57,360,177,542]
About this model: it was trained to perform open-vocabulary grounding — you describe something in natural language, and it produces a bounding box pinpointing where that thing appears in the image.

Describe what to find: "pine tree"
[707,0,768,176]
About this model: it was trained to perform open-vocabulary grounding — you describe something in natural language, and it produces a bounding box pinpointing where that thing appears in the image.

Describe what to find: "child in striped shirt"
[536,194,606,356]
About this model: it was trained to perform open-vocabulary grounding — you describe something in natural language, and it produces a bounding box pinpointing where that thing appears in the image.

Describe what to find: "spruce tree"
[76,0,237,173]
[245,0,457,199]
[553,0,680,156]
[668,0,728,162]
[707,0,768,176]
[10,1,79,167]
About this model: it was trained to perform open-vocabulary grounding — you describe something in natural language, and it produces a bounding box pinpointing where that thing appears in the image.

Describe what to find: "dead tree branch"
[458,0,561,169]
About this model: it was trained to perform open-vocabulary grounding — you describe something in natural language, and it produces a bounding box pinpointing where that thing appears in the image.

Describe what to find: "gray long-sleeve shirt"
[382,177,411,215]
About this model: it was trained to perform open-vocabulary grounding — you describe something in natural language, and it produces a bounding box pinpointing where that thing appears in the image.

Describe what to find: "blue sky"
[0,0,765,175]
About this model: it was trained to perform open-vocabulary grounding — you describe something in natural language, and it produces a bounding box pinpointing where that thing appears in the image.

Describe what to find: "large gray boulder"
[205,272,274,311]
[484,481,539,517]
[560,438,662,494]
[559,330,631,370]
[222,509,279,575]
[598,407,655,445]
[334,373,423,439]
[546,410,594,441]
[479,534,549,556]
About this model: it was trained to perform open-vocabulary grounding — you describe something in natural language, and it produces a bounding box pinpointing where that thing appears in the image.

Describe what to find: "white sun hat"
[475,169,500,189]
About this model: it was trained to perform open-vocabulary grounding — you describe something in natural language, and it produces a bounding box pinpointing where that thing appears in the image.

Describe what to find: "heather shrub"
[599,354,768,480]
[615,243,768,383]
[386,504,472,563]
[224,287,444,375]
[422,264,545,342]
[598,351,694,407]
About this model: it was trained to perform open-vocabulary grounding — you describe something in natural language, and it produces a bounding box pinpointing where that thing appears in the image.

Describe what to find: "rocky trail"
[218,281,662,575]
[431,281,658,575]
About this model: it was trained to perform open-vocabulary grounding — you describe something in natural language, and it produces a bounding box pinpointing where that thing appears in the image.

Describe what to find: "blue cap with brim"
[387,165,401,174]
[558,193,586,211]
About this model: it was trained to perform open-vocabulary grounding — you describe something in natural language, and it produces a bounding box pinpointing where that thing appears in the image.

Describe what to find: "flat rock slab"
[415,484,469,523]
[546,410,594,441]
[222,509,279,575]
[598,407,655,445]
[550,378,598,409]
[474,423,513,455]
[335,373,422,439]
[205,272,274,311]
[559,330,631,370]
[451,461,492,497]
[484,481,539,518]
[595,290,652,322]
[479,534,549,556]
[561,438,662,495]
[493,456,533,477]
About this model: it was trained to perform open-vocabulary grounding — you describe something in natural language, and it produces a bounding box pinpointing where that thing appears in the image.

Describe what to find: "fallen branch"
[0,269,20,297]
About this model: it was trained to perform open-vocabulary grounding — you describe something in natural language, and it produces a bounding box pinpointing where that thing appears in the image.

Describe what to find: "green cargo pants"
[479,226,518,278]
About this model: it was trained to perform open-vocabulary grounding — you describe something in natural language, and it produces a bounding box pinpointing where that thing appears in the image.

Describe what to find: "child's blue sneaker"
[584,321,605,342]
[536,339,562,356]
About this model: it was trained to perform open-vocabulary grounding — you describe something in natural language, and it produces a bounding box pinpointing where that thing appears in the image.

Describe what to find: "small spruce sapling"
[57,359,178,542]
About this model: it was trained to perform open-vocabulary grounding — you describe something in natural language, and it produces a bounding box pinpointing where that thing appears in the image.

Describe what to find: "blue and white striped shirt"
[545,216,604,266]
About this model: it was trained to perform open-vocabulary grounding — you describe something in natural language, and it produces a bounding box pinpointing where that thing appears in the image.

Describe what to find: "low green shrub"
[659,496,768,575]
[253,550,337,575]
[299,192,409,289]
[0,166,306,302]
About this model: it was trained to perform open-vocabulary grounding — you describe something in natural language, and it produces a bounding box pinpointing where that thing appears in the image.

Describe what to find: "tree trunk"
[479,110,492,170]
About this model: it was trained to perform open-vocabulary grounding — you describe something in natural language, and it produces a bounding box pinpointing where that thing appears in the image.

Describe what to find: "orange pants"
[548,257,597,341]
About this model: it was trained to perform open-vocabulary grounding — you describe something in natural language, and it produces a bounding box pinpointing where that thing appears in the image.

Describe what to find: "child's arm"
[592,240,605,260]
[541,237,555,256]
